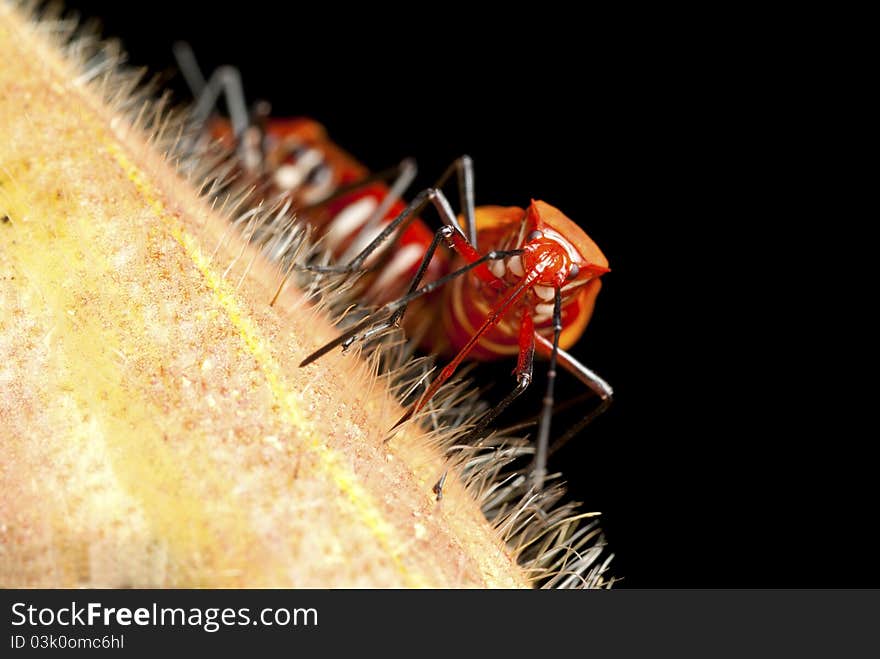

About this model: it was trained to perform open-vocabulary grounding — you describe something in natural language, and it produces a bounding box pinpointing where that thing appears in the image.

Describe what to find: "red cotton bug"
[174,44,613,493]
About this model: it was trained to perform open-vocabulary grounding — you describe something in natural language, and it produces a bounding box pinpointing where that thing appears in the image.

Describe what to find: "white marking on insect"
[299,167,335,205]
[367,244,424,297]
[338,216,392,267]
[535,302,555,316]
[272,148,323,190]
[273,164,302,190]
[541,227,582,262]
[489,259,506,279]
[533,285,555,301]
[507,255,525,277]
[325,197,379,251]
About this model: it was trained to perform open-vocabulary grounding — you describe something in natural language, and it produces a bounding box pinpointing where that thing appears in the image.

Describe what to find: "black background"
[54,1,870,587]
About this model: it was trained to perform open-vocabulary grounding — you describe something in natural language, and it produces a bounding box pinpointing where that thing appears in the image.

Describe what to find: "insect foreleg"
[433,312,536,502]
[459,313,536,444]
[391,274,537,431]
[531,325,614,484]
[532,288,564,491]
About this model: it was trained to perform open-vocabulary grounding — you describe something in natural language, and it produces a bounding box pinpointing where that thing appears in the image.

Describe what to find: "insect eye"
[528,230,543,241]
[568,264,580,279]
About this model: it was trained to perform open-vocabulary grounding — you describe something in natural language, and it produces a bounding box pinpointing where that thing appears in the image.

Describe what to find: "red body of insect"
[425,202,608,359]
[208,116,609,365]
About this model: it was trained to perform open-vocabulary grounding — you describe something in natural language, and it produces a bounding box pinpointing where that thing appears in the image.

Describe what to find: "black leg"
[172,41,207,97]
[172,42,251,155]
[301,186,469,275]
[493,391,596,435]
[532,287,564,491]
[433,312,536,502]
[535,310,614,490]
[300,245,522,367]
[432,472,448,501]
[337,224,452,352]
[548,397,613,458]
[301,151,478,276]
[460,313,535,443]
[192,66,250,140]
[332,160,418,262]
[433,156,477,248]
[534,334,613,400]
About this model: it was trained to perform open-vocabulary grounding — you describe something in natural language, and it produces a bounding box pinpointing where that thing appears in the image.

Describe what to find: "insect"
[174,43,434,302]
[174,44,613,493]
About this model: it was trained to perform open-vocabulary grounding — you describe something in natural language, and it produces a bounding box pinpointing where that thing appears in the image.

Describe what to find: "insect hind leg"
[172,42,250,141]
[172,41,207,97]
